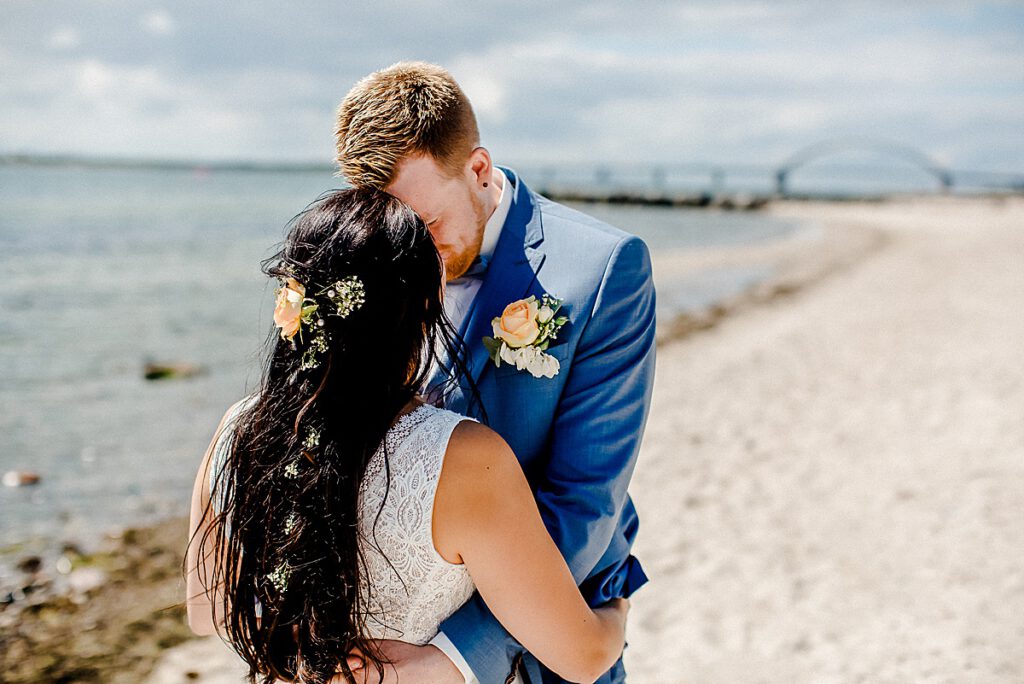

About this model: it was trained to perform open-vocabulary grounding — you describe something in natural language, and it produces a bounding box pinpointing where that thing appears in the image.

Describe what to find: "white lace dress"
[355,403,478,642]
[209,399,478,645]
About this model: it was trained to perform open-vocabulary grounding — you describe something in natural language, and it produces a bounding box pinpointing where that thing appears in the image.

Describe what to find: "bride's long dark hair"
[183,188,479,683]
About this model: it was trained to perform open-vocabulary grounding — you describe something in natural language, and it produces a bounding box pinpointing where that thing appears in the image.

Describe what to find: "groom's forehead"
[386,154,457,218]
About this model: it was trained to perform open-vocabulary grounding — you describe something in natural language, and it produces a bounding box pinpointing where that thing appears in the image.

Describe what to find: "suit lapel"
[452,168,546,412]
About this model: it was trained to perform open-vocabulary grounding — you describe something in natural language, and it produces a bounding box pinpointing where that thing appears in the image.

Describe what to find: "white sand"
[153,197,1024,683]
[625,196,1024,683]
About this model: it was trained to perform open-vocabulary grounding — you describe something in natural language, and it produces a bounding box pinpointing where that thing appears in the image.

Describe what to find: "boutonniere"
[482,294,569,378]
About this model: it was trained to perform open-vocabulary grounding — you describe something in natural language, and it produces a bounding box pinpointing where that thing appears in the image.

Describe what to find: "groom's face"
[386,153,488,282]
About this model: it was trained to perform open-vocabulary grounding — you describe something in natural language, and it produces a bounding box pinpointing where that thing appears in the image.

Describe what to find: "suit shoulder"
[535,194,641,252]
[533,194,651,283]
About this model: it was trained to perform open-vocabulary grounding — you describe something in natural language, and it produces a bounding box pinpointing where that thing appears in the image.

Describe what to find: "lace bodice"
[356,403,478,643]
[209,399,478,645]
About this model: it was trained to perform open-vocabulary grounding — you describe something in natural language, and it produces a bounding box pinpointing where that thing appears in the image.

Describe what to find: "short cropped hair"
[334,61,480,189]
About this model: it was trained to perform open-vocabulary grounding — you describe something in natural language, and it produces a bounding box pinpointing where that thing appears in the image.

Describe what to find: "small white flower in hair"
[267,562,291,593]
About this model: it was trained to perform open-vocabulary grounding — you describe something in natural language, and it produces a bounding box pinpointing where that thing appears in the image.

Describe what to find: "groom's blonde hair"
[334,61,479,189]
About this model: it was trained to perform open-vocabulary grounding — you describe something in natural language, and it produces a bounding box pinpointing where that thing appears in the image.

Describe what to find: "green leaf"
[554,316,569,326]
[482,336,502,366]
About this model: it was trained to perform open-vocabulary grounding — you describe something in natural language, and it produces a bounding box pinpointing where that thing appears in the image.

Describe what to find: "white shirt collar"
[479,168,510,260]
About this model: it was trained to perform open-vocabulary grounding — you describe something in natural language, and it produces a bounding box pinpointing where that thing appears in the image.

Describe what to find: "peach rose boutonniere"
[482,294,569,378]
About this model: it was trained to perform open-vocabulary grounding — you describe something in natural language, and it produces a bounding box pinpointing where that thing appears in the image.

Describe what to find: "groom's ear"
[466,147,493,190]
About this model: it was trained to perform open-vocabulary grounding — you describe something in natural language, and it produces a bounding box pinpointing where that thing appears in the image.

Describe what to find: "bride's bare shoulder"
[437,418,523,510]
[446,419,514,465]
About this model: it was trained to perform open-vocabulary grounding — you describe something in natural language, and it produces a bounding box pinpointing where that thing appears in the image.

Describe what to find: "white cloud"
[141,9,176,36]
[75,59,115,97]
[673,3,776,24]
[448,64,508,124]
[73,59,177,102]
[0,1,1021,171]
[45,27,80,51]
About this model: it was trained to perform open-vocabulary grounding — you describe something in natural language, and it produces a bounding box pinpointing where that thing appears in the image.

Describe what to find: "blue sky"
[1,1,1021,172]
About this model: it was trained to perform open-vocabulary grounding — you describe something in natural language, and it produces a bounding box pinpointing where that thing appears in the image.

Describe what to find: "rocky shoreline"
[0,517,195,683]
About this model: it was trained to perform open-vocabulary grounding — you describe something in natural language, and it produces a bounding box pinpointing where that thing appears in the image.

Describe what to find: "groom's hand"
[335,640,463,684]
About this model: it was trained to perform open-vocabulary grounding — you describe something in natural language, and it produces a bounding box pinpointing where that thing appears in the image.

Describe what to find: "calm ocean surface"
[0,165,809,575]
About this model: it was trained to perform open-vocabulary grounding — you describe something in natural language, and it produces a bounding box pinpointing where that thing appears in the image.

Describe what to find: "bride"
[183,188,628,683]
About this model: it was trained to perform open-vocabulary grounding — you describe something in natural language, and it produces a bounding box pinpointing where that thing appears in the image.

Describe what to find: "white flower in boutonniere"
[482,294,569,378]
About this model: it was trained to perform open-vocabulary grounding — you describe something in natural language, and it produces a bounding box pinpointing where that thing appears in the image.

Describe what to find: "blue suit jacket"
[430,168,657,684]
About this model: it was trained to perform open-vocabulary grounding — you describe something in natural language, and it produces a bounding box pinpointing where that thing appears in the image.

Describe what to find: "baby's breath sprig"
[267,562,291,593]
[321,275,366,319]
[283,511,298,536]
[302,426,321,450]
[300,332,329,370]
[535,294,569,349]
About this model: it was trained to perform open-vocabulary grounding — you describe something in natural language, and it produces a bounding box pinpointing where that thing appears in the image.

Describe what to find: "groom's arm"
[435,234,657,684]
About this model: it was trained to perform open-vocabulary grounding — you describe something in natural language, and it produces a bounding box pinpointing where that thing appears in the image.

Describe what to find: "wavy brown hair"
[182,188,479,683]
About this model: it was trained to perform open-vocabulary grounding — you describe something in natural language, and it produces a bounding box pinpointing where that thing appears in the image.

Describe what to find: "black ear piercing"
[483,182,489,188]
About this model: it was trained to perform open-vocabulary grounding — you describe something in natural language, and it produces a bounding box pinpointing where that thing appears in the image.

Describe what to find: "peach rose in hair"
[274,277,306,340]
[492,297,540,348]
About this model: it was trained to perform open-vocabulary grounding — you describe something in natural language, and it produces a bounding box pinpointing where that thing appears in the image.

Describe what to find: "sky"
[1,1,1022,173]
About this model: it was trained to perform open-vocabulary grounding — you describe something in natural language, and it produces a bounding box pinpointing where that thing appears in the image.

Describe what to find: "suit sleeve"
[436,235,657,684]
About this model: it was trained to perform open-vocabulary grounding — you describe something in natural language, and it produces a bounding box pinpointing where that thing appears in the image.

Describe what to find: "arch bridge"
[775,138,953,196]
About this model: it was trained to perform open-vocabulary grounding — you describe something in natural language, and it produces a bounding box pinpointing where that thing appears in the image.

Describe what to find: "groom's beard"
[443,192,488,281]
[445,249,477,281]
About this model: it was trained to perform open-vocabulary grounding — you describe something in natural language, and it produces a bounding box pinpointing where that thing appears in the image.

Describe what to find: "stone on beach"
[67,567,107,596]
[143,361,204,381]
[2,471,40,487]
[14,556,43,574]
[0,517,195,683]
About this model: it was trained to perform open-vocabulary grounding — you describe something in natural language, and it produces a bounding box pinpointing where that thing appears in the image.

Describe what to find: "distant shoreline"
[0,152,334,174]
[5,152,1016,207]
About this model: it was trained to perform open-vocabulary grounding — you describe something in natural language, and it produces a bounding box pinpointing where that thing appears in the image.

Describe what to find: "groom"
[334,62,656,684]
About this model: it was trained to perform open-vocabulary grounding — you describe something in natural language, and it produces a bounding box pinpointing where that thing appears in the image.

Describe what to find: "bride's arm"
[185,405,237,636]
[433,421,630,684]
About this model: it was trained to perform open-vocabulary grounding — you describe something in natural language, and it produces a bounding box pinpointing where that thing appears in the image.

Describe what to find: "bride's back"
[209,397,476,645]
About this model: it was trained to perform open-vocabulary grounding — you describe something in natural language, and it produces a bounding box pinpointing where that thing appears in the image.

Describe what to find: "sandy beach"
[627,196,1024,683]
[4,196,1021,683]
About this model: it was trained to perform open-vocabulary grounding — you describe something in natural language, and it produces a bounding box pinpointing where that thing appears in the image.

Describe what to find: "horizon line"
[1,151,1021,183]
